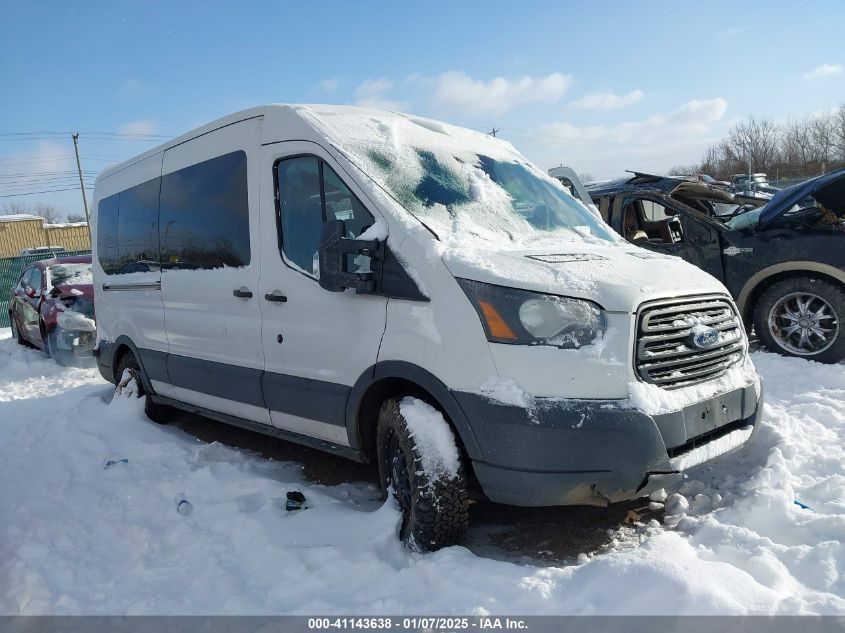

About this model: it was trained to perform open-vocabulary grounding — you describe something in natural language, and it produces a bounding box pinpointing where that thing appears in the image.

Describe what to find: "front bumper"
[455,380,763,507]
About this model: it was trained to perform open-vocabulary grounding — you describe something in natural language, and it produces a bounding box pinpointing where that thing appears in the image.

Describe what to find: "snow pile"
[478,376,530,408]
[626,355,760,415]
[1,330,844,615]
[669,425,754,470]
[399,397,461,480]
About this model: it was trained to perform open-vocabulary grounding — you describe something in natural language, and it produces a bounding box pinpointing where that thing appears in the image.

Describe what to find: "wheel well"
[111,343,132,378]
[355,377,472,475]
[744,270,845,326]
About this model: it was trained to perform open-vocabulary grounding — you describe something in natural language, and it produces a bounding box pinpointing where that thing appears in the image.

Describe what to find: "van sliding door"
[159,117,270,424]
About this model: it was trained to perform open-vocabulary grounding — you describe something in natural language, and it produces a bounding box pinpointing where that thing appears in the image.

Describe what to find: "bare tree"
[2,200,60,222]
[811,113,836,171]
[723,116,781,174]
[31,202,60,224]
[66,212,86,223]
[578,172,595,184]
[667,165,700,176]
[834,105,845,161]
[2,201,29,215]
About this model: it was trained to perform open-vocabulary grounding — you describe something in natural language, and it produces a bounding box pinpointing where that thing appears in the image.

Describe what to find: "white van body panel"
[441,244,729,313]
[257,140,389,441]
[92,151,170,394]
[158,116,268,423]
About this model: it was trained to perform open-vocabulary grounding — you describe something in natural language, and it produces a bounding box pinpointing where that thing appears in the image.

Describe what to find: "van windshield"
[300,108,617,246]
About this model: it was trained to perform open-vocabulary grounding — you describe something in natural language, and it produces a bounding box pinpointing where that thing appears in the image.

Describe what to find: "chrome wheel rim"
[768,292,839,356]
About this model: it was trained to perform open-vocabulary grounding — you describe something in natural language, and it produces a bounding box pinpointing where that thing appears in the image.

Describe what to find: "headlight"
[458,278,606,349]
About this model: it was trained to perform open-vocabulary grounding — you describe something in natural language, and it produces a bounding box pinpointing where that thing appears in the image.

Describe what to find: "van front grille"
[635,295,745,389]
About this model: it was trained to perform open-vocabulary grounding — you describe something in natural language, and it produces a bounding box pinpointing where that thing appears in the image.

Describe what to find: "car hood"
[442,242,729,312]
[52,284,95,301]
[758,168,845,229]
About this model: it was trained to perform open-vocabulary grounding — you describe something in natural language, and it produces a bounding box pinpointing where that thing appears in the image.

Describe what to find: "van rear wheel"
[376,397,469,552]
[115,351,176,424]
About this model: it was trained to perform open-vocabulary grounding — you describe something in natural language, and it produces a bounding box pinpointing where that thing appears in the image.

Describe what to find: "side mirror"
[317,220,381,293]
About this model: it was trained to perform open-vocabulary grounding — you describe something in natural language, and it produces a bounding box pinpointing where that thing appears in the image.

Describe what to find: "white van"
[92,105,762,550]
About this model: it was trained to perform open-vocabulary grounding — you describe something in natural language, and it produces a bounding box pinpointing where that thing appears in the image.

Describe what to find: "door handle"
[264,291,288,303]
[232,288,253,298]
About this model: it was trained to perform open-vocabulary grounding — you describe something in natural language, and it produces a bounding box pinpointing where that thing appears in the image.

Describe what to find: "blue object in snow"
[104,458,129,469]
[794,500,813,511]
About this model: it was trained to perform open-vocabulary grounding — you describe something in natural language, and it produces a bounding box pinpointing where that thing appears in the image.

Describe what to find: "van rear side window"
[97,178,159,275]
[159,150,250,269]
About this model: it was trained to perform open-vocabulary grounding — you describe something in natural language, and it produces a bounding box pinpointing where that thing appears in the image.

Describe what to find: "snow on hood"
[295,105,617,249]
[292,106,728,310]
[442,241,729,312]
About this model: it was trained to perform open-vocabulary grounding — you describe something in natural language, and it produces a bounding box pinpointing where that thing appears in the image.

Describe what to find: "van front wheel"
[115,351,176,424]
[376,397,469,552]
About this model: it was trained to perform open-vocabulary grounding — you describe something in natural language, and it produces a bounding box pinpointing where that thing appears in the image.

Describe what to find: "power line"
[0,186,94,198]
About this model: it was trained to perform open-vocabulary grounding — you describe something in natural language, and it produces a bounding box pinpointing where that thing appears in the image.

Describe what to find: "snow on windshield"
[297,107,616,247]
[48,262,92,287]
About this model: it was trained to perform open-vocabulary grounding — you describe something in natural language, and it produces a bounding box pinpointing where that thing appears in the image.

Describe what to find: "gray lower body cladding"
[97,339,762,508]
[454,382,763,507]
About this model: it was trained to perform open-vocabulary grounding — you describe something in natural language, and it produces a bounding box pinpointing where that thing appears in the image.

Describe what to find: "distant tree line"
[670,104,845,183]
[1,201,85,224]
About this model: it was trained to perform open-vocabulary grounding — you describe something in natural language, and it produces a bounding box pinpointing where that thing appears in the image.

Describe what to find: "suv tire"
[376,397,469,551]
[754,276,845,363]
[115,351,177,424]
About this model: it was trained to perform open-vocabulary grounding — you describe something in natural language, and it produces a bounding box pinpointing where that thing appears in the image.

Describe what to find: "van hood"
[442,242,729,312]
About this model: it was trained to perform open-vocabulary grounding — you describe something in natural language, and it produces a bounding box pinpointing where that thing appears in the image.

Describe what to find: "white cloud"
[118,120,156,136]
[714,26,752,39]
[803,63,843,80]
[354,78,408,111]
[320,77,340,92]
[515,98,729,178]
[423,71,572,116]
[567,89,644,112]
[120,78,143,95]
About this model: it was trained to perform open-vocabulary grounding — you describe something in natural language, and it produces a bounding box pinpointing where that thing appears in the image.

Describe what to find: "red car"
[8,255,96,364]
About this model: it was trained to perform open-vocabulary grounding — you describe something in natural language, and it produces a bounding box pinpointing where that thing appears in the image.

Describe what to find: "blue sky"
[2,0,843,219]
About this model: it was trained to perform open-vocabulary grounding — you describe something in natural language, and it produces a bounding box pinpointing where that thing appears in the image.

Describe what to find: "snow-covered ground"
[1,328,843,615]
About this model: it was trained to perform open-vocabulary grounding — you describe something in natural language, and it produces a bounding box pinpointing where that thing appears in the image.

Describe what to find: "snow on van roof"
[294,105,615,249]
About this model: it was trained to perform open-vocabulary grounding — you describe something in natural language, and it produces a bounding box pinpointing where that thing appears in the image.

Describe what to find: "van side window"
[276,157,374,275]
[159,150,250,269]
[97,193,120,274]
[96,180,159,275]
[117,178,160,273]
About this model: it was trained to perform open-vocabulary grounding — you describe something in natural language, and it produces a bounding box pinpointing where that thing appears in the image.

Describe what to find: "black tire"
[753,276,845,364]
[376,397,469,551]
[9,313,27,347]
[115,351,176,424]
[42,324,55,359]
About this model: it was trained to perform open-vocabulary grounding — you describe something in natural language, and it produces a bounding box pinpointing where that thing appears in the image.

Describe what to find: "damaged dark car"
[586,168,845,363]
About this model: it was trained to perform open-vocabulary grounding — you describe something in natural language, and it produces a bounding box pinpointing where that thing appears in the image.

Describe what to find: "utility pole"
[71,132,92,242]
[489,126,499,138]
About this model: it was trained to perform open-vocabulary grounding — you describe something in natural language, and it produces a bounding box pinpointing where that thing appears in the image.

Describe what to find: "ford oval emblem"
[691,327,720,349]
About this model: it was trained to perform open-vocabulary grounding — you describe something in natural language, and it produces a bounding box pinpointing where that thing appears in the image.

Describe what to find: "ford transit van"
[92,105,762,550]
